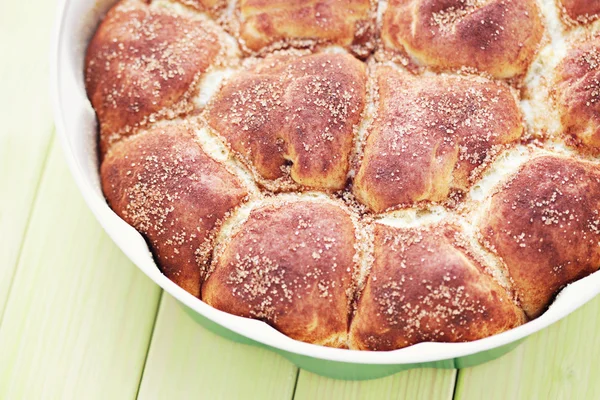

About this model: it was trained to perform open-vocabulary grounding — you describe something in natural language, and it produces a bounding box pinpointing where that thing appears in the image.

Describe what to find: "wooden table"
[2,1,600,398]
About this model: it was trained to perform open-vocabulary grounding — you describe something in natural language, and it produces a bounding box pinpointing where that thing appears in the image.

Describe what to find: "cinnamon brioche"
[381,0,545,79]
[558,0,600,25]
[101,124,248,296]
[206,52,367,191]
[203,197,358,347]
[479,156,600,318]
[85,0,237,156]
[350,223,525,351]
[174,0,226,15]
[236,0,376,57]
[87,0,600,350]
[353,66,522,212]
[554,36,600,153]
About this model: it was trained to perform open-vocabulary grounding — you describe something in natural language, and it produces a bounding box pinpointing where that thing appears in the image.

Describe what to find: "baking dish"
[50,0,600,380]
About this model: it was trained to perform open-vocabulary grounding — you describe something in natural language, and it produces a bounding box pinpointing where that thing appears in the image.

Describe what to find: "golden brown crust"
[202,199,357,347]
[353,66,522,212]
[349,223,525,351]
[382,0,544,79]
[207,52,367,191]
[85,0,224,156]
[479,156,600,318]
[100,124,248,297]
[559,0,600,26]
[554,37,600,154]
[238,0,376,57]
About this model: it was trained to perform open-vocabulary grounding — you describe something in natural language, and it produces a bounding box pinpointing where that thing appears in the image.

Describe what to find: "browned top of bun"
[353,66,522,212]
[559,0,600,25]
[349,223,525,351]
[479,156,600,318]
[207,52,367,191]
[238,0,375,57]
[381,0,544,79]
[555,37,600,153]
[85,0,226,156]
[100,124,248,297]
[202,199,357,347]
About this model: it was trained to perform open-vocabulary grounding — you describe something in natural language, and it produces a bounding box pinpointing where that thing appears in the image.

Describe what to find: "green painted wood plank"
[137,294,298,400]
[293,368,456,399]
[455,296,600,400]
[0,0,58,319]
[0,140,162,399]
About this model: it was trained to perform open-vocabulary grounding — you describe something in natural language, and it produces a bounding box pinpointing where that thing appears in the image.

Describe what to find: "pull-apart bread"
[86,0,600,350]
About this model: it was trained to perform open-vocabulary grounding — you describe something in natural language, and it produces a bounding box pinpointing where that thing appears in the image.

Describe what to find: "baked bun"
[206,52,367,191]
[559,0,600,25]
[86,0,600,350]
[203,197,358,347]
[349,223,525,351]
[85,0,236,156]
[479,156,600,318]
[237,0,376,57]
[353,66,522,212]
[381,0,544,79]
[554,37,600,153]
[101,124,248,297]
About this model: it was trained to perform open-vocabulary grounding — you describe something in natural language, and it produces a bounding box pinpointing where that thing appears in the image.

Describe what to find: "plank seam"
[0,130,54,327]
[452,369,461,400]
[290,366,301,399]
[135,290,165,400]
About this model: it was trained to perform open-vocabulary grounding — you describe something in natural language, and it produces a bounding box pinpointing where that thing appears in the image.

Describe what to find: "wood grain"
[137,294,299,400]
[0,0,57,319]
[294,369,456,400]
[455,296,600,400]
[0,141,162,399]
